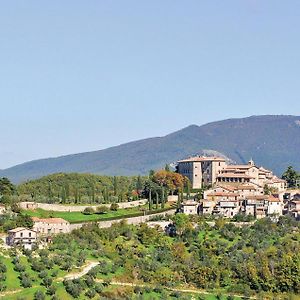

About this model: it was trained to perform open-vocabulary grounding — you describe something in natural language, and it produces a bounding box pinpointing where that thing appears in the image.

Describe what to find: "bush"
[0,273,6,282]
[110,203,119,211]
[0,282,6,292]
[96,206,108,214]
[84,275,94,287]
[46,285,57,296]
[38,270,48,279]
[95,283,104,294]
[0,261,7,273]
[21,276,32,288]
[14,263,25,273]
[42,276,53,288]
[82,207,95,215]
[85,288,96,298]
[34,290,45,300]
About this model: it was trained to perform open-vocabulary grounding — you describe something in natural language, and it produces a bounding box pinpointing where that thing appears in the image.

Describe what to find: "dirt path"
[0,289,23,298]
[59,261,100,281]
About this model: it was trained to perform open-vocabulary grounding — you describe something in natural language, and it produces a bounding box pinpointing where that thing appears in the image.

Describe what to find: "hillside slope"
[1,115,300,183]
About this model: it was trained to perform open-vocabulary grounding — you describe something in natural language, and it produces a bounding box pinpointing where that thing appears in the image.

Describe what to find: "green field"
[22,205,173,223]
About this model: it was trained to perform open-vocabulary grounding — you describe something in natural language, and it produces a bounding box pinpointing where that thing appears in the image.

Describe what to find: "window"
[20,233,23,237]
[29,232,31,237]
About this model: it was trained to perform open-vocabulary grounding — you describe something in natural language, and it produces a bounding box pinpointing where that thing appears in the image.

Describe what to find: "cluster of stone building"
[6,217,70,250]
[178,156,299,220]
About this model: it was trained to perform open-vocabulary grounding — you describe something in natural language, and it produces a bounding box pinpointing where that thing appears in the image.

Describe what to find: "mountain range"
[1,115,300,183]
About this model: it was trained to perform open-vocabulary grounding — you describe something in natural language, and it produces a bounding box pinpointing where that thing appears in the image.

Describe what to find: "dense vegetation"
[1,168,186,207]
[0,214,299,299]
[67,215,299,297]
[16,173,147,204]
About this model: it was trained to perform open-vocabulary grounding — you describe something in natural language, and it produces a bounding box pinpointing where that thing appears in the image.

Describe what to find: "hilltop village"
[177,156,299,220]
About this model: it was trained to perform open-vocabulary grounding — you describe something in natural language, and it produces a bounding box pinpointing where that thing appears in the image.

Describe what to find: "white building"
[182,200,199,215]
[7,227,37,250]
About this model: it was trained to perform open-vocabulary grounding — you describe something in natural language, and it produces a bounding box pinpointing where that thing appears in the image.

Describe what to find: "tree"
[172,213,190,236]
[82,207,94,215]
[113,176,118,196]
[136,175,143,197]
[34,290,45,300]
[0,177,15,196]
[282,166,299,187]
[96,205,108,214]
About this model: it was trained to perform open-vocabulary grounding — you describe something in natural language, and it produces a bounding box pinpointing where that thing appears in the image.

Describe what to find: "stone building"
[177,156,226,189]
[32,217,70,236]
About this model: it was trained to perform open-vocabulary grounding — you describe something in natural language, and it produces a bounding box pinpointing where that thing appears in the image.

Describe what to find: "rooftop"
[8,227,36,233]
[178,156,226,163]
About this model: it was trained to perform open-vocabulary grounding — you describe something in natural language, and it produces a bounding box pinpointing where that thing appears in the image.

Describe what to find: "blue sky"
[0,1,300,168]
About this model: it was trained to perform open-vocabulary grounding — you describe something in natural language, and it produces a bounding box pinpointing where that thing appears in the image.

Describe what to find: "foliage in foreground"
[51,215,300,296]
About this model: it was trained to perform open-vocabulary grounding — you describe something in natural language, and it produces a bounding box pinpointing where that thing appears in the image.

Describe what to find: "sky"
[0,1,300,169]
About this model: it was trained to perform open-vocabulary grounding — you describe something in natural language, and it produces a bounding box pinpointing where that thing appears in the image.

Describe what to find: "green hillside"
[1,115,300,183]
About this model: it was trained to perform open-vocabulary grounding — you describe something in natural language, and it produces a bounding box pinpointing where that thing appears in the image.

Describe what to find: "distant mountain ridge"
[1,115,300,183]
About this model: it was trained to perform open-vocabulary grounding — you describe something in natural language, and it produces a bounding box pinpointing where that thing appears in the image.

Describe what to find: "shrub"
[51,269,58,277]
[84,275,94,287]
[96,206,108,214]
[14,263,25,273]
[38,270,48,279]
[110,203,119,211]
[95,283,104,294]
[42,276,53,288]
[0,282,6,292]
[85,288,96,299]
[46,285,57,296]
[21,276,32,288]
[0,273,6,282]
[34,290,45,300]
[82,207,95,215]
[0,261,7,273]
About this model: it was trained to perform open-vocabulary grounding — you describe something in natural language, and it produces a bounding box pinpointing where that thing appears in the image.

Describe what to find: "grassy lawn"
[22,204,173,223]
[0,256,21,290]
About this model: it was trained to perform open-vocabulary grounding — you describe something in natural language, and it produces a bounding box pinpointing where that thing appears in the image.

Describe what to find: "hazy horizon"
[1,1,300,168]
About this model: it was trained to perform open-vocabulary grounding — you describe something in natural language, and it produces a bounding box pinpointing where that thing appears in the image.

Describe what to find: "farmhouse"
[32,217,70,235]
[7,227,37,250]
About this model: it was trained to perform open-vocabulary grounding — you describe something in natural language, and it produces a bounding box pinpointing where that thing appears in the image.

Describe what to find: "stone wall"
[69,209,176,231]
[19,199,148,212]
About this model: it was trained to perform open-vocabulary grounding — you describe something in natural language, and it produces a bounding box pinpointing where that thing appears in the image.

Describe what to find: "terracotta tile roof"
[216,185,236,191]
[247,195,268,200]
[207,192,240,197]
[178,156,226,163]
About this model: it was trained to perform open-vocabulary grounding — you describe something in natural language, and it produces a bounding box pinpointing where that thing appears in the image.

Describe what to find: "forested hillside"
[1,115,300,183]
[17,173,147,204]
